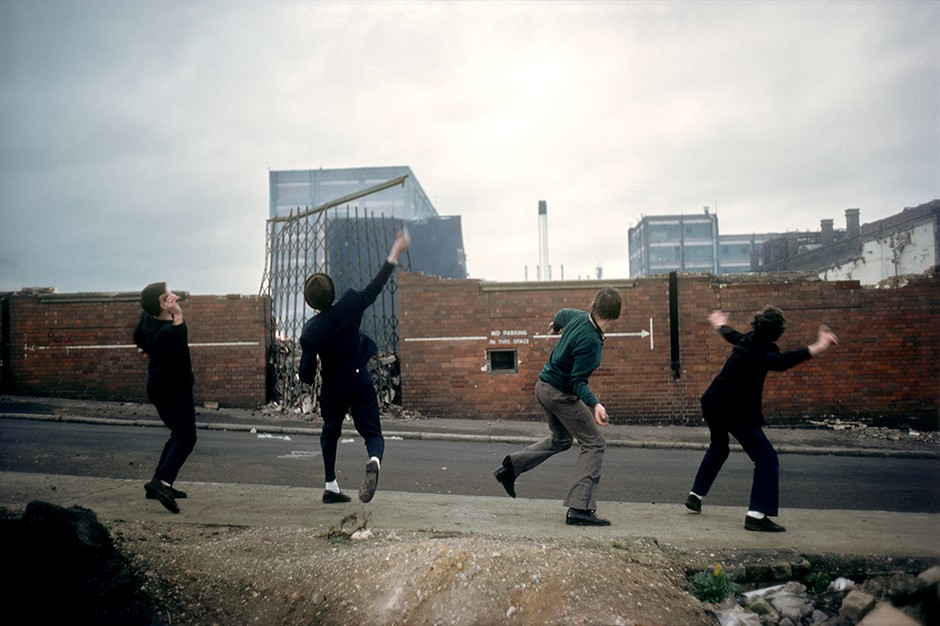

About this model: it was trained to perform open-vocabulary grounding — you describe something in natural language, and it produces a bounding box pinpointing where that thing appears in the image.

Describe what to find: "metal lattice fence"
[260,178,409,413]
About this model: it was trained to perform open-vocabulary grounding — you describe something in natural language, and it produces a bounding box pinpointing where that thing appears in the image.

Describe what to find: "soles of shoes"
[146,481,179,514]
[360,460,380,503]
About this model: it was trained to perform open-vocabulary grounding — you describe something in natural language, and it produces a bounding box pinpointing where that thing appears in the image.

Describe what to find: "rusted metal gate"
[260,177,409,412]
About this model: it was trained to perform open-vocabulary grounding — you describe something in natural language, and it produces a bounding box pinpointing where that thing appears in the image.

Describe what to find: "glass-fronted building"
[269,166,439,221]
[628,211,720,276]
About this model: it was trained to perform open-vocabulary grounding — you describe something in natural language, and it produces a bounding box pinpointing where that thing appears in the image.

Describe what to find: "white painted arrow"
[606,330,650,338]
[537,318,655,350]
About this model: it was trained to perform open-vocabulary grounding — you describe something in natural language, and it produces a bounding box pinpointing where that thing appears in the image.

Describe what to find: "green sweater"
[538,308,605,408]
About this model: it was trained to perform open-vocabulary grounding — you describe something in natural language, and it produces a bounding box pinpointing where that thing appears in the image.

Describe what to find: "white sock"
[690,491,702,499]
[161,480,172,487]
[746,510,765,519]
[325,480,340,493]
[369,456,381,469]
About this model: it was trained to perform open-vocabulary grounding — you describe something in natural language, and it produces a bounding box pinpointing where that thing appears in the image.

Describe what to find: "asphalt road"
[1,419,938,513]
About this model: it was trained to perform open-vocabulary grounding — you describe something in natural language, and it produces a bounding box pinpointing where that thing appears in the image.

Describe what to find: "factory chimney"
[538,200,550,280]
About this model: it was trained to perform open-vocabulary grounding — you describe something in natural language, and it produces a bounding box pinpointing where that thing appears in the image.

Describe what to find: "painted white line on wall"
[32,341,260,351]
[403,336,488,342]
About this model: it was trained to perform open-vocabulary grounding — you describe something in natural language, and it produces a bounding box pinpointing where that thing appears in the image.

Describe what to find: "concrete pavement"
[1,394,938,560]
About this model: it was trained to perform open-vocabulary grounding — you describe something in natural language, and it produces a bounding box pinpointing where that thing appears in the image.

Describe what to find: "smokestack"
[820,218,834,245]
[538,200,550,281]
[845,208,860,237]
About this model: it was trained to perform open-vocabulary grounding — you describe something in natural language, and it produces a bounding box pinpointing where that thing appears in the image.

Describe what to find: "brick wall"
[2,293,272,408]
[398,271,939,429]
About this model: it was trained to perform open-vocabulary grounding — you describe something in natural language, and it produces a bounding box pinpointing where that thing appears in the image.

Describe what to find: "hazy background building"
[628,200,939,284]
[268,165,468,284]
[628,209,721,276]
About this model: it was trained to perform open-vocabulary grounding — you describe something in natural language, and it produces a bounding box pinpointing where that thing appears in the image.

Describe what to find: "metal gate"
[260,177,409,413]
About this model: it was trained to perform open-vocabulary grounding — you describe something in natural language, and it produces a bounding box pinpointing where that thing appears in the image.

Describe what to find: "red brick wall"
[398,272,939,429]
[3,293,271,408]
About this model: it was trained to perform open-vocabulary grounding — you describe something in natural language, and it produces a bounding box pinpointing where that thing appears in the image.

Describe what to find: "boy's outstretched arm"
[388,228,411,265]
[361,228,414,302]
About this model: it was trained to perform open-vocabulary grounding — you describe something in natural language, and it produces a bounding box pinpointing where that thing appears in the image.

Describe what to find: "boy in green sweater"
[494,287,622,526]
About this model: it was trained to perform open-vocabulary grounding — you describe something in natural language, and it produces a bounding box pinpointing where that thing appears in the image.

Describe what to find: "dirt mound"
[114,519,714,625]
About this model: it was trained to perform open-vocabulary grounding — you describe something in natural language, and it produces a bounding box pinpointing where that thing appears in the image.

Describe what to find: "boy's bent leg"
[731,426,780,516]
[349,374,383,502]
[152,389,197,486]
[691,419,731,499]
[508,380,574,475]
[557,401,605,511]
[349,375,385,462]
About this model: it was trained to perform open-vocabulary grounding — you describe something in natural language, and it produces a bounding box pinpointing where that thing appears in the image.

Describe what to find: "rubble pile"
[848,427,940,448]
[714,567,940,626]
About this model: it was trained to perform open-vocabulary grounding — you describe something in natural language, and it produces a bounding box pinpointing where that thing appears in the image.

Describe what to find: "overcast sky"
[1,0,937,294]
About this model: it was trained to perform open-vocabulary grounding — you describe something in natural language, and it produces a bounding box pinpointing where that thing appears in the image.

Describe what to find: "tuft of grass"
[686,564,739,603]
[804,571,833,593]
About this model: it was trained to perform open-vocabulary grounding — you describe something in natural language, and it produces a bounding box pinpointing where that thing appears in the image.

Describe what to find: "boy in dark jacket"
[299,229,410,504]
[685,306,838,531]
[133,282,196,514]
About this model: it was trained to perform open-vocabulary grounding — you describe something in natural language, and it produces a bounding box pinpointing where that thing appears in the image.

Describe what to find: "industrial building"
[628,200,939,284]
[628,209,725,276]
[766,200,939,284]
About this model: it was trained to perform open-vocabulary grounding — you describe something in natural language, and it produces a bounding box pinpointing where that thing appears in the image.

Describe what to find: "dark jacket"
[133,313,194,389]
[298,261,396,388]
[701,325,811,427]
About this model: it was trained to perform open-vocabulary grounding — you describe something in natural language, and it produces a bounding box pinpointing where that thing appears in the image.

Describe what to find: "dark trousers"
[149,383,197,485]
[691,411,780,516]
[319,368,384,483]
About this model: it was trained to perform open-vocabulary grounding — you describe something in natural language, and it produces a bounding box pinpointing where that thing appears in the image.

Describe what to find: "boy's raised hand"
[809,325,839,356]
[389,227,412,264]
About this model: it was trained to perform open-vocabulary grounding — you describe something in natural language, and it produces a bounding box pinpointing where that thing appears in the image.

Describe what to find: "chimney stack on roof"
[845,208,860,238]
[820,218,835,245]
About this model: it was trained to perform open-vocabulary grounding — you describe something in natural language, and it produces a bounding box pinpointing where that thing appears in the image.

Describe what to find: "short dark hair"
[140,282,166,317]
[304,273,335,311]
[752,305,786,341]
[591,287,622,321]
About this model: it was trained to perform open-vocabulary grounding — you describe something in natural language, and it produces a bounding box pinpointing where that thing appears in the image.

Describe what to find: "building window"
[649,246,679,263]
[649,224,679,243]
[684,245,714,263]
[684,223,713,239]
[488,350,518,373]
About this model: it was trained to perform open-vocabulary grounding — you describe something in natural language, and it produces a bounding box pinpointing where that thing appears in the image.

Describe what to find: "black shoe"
[146,484,187,499]
[685,493,701,513]
[745,515,786,532]
[145,479,180,514]
[565,508,611,526]
[493,462,516,498]
[359,459,380,503]
[322,490,352,504]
